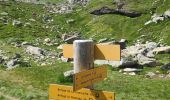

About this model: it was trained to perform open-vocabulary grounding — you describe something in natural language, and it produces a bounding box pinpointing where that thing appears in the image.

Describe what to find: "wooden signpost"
[49,40,121,100]
[73,66,107,91]
[49,84,115,100]
[63,44,121,61]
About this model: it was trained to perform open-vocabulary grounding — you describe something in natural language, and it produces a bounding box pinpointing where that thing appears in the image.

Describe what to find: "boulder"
[0,56,4,64]
[122,68,142,72]
[145,72,156,78]
[136,54,162,67]
[98,38,109,43]
[0,12,8,16]
[164,10,170,18]
[21,42,32,46]
[165,73,170,79]
[161,63,170,70]
[12,20,22,27]
[26,46,45,56]
[64,70,74,77]
[6,59,19,69]
[152,46,170,54]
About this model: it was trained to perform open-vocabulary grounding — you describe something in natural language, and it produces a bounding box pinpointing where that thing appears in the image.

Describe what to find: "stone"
[64,35,80,44]
[152,46,170,54]
[128,72,136,76]
[0,12,8,16]
[145,72,156,78]
[26,46,45,56]
[98,38,109,43]
[12,53,21,59]
[57,45,63,50]
[136,54,162,67]
[6,59,18,69]
[66,19,75,24]
[145,42,158,50]
[119,60,139,68]
[64,70,74,77]
[21,42,32,46]
[61,56,70,62]
[123,68,142,72]
[119,39,128,49]
[12,20,22,27]
[165,73,170,78]
[164,10,170,18]
[161,63,170,70]
[0,56,4,64]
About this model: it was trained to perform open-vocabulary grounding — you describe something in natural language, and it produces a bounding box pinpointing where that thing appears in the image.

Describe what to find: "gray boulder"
[145,72,156,78]
[164,10,170,18]
[6,59,19,69]
[122,68,142,72]
[0,56,4,64]
[64,70,74,77]
[26,46,45,56]
[152,46,170,54]
[161,63,170,70]
[12,20,22,27]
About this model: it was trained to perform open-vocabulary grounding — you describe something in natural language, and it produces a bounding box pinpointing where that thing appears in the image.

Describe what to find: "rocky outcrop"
[90,6,142,18]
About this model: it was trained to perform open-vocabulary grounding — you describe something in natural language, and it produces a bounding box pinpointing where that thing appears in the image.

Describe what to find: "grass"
[0,0,170,100]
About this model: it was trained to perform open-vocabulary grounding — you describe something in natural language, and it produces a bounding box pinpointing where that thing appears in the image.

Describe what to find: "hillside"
[0,0,170,100]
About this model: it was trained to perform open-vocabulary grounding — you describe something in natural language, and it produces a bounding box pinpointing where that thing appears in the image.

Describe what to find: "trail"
[0,91,19,100]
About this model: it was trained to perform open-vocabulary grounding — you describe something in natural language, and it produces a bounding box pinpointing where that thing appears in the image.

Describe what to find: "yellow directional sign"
[49,84,115,100]
[73,66,107,91]
[63,44,121,61]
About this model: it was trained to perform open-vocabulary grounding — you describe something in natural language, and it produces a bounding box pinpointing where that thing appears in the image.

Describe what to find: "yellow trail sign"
[63,44,121,61]
[73,66,107,91]
[49,84,115,100]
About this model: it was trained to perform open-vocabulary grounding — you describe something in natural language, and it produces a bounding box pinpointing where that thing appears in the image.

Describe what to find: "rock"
[119,39,128,49]
[120,60,139,68]
[0,12,8,16]
[43,38,51,44]
[26,46,45,56]
[152,46,170,54]
[98,38,109,43]
[66,19,75,24]
[64,70,74,77]
[123,68,142,72]
[6,59,19,69]
[137,54,162,67]
[12,20,22,27]
[164,10,170,18]
[21,42,32,46]
[29,18,36,22]
[165,73,170,78]
[145,42,158,50]
[68,0,89,6]
[0,56,4,64]
[128,72,136,76]
[61,56,70,62]
[14,42,22,47]
[24,22,31,27]
[64,35,80,44]
[161,63,170,70]
[46,3,73,14]
[12,53,21,59]
[57,45,63,50]
[145,72,156,78]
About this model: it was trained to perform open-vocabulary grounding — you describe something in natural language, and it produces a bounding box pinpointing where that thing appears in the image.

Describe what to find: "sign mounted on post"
[73,66,107,91]
[49,84,115,100]
[63,44,121,61]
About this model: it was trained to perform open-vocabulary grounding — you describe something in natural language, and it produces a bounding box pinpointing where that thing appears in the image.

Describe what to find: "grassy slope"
[0,0,170,44]
[0,0,170,100]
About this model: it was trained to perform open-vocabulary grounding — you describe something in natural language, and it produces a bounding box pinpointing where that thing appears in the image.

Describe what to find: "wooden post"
[73,40,94,89]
